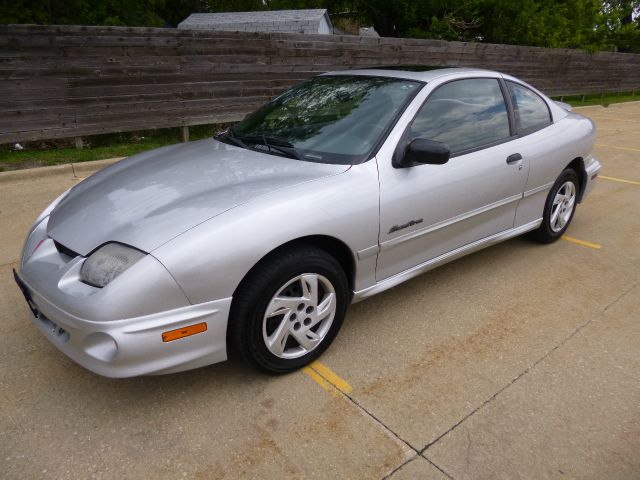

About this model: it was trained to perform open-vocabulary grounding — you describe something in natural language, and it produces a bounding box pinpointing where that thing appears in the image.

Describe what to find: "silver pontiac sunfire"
[15,68,600,377]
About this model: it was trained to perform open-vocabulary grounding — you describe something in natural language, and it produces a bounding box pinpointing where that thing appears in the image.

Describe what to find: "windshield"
[223,75,423,164]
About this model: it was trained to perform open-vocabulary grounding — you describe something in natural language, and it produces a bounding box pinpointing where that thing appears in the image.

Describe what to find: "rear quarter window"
[507,81,552,134]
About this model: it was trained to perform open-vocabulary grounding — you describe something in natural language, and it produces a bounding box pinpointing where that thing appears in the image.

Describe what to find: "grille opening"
[54,240,79,258]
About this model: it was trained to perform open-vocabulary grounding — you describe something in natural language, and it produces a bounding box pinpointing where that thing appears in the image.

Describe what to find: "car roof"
[321,67,500,83]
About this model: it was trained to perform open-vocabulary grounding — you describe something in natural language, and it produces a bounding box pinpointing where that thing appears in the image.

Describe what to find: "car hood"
[47,139,349,255]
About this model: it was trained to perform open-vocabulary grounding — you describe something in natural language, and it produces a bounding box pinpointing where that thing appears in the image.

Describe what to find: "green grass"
[0,124,222,172]
[553,91,638,108]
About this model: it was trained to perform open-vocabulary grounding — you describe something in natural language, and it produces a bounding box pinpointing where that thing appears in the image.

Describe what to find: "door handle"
[506,153,523,164]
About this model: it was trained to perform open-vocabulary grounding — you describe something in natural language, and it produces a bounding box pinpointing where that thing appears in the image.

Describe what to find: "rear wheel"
[228,245,349,373]
[531,168,579,243]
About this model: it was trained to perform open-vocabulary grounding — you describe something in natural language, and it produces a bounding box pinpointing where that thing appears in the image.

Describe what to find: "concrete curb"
[605,99,640,108]
[572,105,605,111]
[0,157,124,184]
[573,100,640,111]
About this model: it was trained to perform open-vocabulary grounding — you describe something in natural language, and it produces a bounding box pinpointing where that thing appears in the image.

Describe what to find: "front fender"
[152,162,380,304]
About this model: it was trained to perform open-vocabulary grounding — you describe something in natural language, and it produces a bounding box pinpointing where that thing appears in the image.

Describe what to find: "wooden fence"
[2,24,640,144]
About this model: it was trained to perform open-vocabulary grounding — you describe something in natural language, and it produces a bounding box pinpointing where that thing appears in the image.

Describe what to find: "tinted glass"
[409,78,510,154]
[230,76,422,164]
[507,81,551,133]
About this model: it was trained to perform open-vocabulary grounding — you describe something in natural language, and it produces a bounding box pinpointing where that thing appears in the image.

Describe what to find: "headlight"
[80,243,146,288]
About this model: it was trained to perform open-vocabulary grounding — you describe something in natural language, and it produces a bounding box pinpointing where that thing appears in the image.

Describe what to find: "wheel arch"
[227,235,356,357]
[565,157,586,202]
[232,235,357,299]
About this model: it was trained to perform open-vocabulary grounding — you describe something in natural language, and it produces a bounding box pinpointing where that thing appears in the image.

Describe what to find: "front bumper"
[14,269,230,377]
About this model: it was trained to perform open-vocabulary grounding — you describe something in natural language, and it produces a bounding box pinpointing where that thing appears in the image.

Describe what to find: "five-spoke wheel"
[532,168,580,243]
[229,245,348,373]
[262,274,337,359]
[550,180,576,233]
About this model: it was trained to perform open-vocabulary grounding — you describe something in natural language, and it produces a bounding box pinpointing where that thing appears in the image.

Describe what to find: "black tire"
[228,245,349,374]
[531,168,580,243]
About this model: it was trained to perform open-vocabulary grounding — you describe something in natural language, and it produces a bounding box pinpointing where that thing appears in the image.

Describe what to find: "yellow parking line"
[310,361,353,394]
[599,175,640,186]
[594,143,640,153]
[302,365,337,396]
[562,236,602,249]
[303,360,352,395]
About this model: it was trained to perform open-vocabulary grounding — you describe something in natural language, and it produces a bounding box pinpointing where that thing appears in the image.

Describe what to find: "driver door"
[376,77,529,281]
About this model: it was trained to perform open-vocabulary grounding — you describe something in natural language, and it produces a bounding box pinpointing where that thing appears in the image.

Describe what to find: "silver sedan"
[15,68,600,377]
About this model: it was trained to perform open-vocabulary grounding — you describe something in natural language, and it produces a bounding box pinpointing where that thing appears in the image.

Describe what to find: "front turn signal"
[162,322,207,342]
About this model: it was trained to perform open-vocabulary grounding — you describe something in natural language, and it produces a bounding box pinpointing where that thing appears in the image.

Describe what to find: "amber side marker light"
[162,322,207,342]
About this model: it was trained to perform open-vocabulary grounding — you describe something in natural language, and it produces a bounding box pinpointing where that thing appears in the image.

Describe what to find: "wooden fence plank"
[1,24,639,144]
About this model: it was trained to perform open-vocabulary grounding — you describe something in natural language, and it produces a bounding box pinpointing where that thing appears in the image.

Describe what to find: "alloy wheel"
[262,273,337,359]
[550,181,576,233]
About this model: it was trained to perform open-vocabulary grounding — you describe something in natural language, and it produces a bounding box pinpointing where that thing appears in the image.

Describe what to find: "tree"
[1,0,166,26]
[1,0,639,53]
[592,1,640,51]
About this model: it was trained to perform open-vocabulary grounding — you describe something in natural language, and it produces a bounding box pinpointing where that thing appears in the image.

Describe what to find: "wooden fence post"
[181,126,190,143]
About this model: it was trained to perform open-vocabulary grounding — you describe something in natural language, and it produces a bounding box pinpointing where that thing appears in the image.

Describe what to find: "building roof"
[178,9,332,33]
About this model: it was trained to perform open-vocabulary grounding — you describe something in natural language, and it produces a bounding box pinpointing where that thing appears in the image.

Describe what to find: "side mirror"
[397,139,450,168]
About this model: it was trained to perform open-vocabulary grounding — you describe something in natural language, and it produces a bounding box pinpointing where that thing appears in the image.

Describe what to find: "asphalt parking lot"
[1,102,639,480]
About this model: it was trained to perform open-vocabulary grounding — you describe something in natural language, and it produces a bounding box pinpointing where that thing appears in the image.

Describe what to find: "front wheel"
[531,168,579,243]
[228,245,349,373]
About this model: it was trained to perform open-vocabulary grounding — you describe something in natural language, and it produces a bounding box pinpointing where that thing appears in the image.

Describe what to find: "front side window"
[409,78,511,155]
[507,81,552,133]
[225,75,422,164]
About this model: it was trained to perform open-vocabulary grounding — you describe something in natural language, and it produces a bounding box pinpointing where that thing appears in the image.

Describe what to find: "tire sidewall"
[232,248,349,373]
[540,169,580,241]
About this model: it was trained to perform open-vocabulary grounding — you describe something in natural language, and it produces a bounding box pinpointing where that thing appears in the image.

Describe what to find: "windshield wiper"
[215,129,249,149]
[217,130,302,160]
[236,134,302,160]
